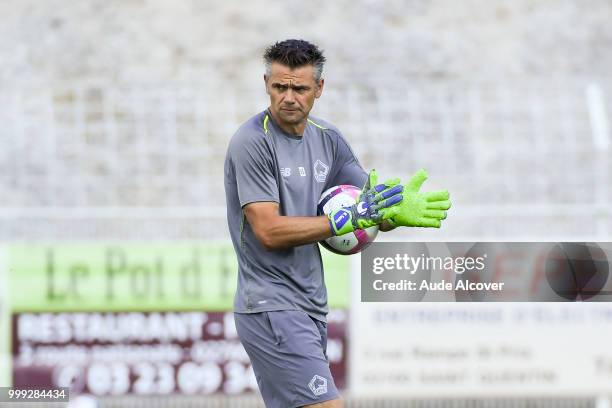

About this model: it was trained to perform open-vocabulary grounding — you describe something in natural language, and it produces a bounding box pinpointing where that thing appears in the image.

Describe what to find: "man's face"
[265,62,324,129]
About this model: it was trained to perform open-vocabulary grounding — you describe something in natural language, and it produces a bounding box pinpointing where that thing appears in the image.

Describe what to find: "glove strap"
[328,208,355,236]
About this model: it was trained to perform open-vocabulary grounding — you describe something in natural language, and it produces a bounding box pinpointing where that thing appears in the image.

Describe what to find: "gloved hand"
[387,169,451,228]
[328,169,403,236]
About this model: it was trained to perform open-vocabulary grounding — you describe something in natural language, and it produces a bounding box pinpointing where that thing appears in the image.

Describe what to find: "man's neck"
[269,109,306,136]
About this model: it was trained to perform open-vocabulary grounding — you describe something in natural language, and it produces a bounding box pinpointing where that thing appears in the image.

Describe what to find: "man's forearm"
[255,215,333,251]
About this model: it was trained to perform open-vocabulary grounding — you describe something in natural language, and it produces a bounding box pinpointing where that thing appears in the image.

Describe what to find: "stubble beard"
[279,109,305,125]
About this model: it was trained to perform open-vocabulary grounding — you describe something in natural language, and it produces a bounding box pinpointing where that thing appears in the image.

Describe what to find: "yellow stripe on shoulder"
[307,118,327,130]
[263,114,270,135]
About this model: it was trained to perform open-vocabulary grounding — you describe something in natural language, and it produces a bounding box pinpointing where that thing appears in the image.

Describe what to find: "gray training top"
[224,109,367,322]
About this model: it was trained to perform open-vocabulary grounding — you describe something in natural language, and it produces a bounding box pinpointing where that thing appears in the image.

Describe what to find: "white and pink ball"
[317,185,379,255]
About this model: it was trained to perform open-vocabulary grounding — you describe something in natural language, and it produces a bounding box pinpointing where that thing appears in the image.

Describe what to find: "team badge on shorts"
[308,374,328,396]
[313,160,329,183]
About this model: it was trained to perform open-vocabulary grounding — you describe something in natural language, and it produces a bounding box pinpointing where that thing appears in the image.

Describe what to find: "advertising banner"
[351,243,612,397]
[0,247,8,387]
[12,310,348,396]
[7,242,349,395]
[9,242,346,311]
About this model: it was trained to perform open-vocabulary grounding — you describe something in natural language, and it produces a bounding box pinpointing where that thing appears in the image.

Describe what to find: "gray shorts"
[235,310,340,408]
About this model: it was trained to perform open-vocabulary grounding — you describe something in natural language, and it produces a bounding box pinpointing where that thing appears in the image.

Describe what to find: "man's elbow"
[253,228,281,251]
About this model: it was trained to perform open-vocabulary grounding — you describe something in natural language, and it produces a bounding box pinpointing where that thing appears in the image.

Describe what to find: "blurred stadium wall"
[1,1,612,407]
[1,0,611,240]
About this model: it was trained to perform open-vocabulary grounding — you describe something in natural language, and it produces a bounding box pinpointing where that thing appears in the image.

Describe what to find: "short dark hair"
[263,39,326,81]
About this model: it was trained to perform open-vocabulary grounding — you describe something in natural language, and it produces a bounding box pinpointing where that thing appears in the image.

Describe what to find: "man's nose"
[284,89,296,103]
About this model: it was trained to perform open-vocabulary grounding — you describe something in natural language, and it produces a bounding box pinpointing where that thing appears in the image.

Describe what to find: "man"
[224,39,451,408]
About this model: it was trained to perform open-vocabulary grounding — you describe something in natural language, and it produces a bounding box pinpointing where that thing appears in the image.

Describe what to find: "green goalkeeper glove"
[388,169,451,228]
[328,169,403,236]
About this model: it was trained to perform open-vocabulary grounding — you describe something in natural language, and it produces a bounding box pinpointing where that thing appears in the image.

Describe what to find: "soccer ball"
[317,185,379,255]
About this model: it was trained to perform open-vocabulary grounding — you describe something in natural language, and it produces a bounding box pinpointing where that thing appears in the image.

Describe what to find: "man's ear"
[264,74,270,95]
[315,78,324,98]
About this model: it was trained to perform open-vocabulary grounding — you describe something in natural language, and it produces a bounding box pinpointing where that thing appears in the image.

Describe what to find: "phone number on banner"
[55,362,257,396]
